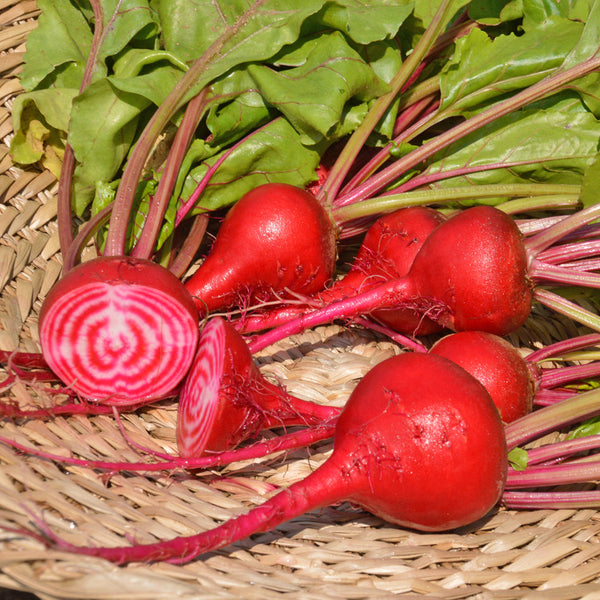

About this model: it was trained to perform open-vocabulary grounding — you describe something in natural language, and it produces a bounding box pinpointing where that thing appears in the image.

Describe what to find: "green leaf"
[358,39,405,139]
[69,79,151,215]
[557,0,600,69]
[316,0,414,45]
[206,69,273,147]
[580,154,600,208]
[9,88,78,175]
[92,0,159,65]
[181,118,321,213]
[439,19,585,115]
[566,416,600,439]
[247,31,390,144]
[557,0,600,116]
[108,51,188,106]
[155,0,328,67]
[568,0,594,22]
[522,0,572,25]
[112,49,188,80]
[467,0,523,25]
[421,95,600,195]
[507,447,528,471]
[205,29,402,148]
[19,0,92,91]
[65,51,187,215]
[413,0,470,28]
[20,0,159,91]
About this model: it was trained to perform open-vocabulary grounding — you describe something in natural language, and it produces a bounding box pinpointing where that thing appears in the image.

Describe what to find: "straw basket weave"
[1,3,600,599]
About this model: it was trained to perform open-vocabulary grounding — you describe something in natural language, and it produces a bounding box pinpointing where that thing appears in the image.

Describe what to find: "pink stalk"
[0,421,336,473]
[506,459,600,488]
[56,0,104,260]
[0,367,59,385]
[504,387,600,451]
[526,333,600,363]
[352,317,427,353]
[533,388,579,406]
[167,214,209,279]
[533,288,600,333]
[525,333,600,407]
[538,362,600,391]
[0,397,158,420]
[518,220,600,242]
[502,490,600,509]
[527,261,600,288]
[558,258,600,272]
[517,215,571,236]
[131,88,210,259]
[526,202,600,257]
[393,93,439,138]
[520,436,600,466]
[537,238,600,265]
[0,351,49,370]
[62,204,112,272]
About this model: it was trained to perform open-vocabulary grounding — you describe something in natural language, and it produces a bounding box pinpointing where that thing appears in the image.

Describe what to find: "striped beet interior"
[40,280,199,403]
[176,318,225,457]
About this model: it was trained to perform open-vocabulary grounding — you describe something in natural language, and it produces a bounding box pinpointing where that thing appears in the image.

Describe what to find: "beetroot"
[238,206,446,336]
[344,206,446,335]
[430,331,537,423]
[371,205,532,334]
[27,352,507,564]
[249,205,534,353]
[184,183,338,314]
[429,331,600,421]
[38,256,199,405]
[176,317,339,457]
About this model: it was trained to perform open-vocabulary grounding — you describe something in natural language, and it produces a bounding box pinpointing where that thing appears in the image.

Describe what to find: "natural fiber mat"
[1,3,600,599]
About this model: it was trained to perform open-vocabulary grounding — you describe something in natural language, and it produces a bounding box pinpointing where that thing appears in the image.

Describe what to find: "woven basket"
[1,3,600,599]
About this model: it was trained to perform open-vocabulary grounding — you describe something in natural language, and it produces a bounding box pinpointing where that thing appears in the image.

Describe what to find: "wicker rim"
[1,3,600,599]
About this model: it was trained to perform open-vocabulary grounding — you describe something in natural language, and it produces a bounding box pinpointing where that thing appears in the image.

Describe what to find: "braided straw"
[1,2,600,598]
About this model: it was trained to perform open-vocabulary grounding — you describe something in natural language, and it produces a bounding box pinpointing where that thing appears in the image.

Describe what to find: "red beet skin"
[48,352,507,564]
[176,317,338,457]
[331,352,508,530]
[430,331,538,423]
[39,256,199,404]
[411,205,533,334]
[237,206,446,336]
[248,206,535,353]
[184,183,338,313]
[360,206,446,335]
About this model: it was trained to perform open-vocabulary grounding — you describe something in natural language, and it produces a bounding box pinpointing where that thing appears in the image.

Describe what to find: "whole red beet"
[185,183,337,314]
